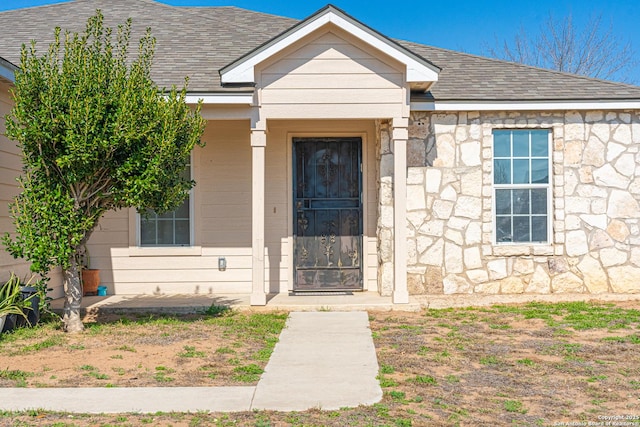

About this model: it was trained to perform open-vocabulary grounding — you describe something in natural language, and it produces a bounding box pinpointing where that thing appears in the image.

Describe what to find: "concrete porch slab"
[49,291,423,316]
[48,291,640,318]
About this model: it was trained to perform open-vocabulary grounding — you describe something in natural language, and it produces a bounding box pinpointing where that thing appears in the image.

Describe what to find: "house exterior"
[1,0,640,303]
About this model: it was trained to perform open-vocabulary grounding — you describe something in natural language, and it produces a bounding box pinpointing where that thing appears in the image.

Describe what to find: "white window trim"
[136,154,195,247]
[491,129,553,246]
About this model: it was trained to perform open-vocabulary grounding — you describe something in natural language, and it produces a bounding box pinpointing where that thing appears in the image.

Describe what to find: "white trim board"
[184,93,253,104]
[185,93,640,111]
[411,100,640,111]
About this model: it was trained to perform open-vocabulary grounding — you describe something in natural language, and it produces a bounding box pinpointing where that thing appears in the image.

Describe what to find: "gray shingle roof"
[1,0,639,101]
[0,0,296,92]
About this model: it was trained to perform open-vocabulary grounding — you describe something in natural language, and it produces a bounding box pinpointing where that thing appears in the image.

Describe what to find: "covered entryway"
[292,137,363,291]
[229,5,438,305]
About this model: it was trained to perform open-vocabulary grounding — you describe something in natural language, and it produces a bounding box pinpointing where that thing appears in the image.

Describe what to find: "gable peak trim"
[220,4,439,87]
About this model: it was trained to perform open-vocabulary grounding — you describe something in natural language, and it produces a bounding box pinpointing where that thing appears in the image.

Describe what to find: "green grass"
[378,374,399,388]
[0,369,34,387]
[153,366,175,383]
[503,400,527,414]
[491,301,640,330]
[479,355,500,366]
[517,358,535,366]
[602,334,640,344]
[202,304,231,317]
[232,364,263,382]
[410,375,437,385]
[445,374,460,383]
[380,364,395,374]
[388,390,407,403]
[177,345,207,358]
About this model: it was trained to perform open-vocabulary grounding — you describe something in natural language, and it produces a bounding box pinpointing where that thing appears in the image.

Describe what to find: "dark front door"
[293,137,363,291]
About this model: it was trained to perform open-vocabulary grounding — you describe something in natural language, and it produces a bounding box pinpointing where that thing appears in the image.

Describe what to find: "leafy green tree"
[3,11,206,332]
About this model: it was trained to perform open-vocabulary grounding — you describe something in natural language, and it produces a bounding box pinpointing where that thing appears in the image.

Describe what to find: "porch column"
[250,129,267,305]
[392,117,409,304]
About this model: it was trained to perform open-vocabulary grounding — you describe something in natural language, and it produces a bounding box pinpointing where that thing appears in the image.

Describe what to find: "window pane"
[531,159,549,184]
[512,159,530,184]
[139,161,192,246]
[495,189,511,214]
[157,220,175,245]
[532,216,548,242]
[493,129,551,245]
[531,130,548,156]
[513,216,530,242]
[513,132,529,157]
[531,189,547,214]
[158,211,174,219]
[140,218,156,245]
[496,216,512,242]
[175,199,190,219]
[513,189,530,214]
[494,159,511,184]
[493,131,511,157]
[175,220,190,245]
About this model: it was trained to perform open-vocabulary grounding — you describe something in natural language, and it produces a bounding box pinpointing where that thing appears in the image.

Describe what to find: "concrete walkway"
[0,312,382,414]
[252,312,382,411]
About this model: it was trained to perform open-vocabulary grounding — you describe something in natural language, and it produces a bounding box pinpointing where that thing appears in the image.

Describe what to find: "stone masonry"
[378,110,640,296]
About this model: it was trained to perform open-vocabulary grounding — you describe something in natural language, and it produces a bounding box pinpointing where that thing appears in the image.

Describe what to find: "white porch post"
[250,129,267,305]
[392,117,409,304]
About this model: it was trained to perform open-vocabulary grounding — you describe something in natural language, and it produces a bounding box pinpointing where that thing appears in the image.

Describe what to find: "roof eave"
[0,56,17,83]
[411,98,640,111]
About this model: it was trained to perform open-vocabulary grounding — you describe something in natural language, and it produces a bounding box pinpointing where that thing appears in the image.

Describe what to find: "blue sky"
[2,0,639,83]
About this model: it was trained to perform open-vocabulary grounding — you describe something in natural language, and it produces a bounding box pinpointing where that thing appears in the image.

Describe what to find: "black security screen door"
[293,137,363,291]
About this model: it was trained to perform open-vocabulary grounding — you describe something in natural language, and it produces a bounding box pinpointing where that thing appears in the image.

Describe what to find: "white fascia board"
[184,93,253,105]
[221,10,438,84]
[412,100,640,111]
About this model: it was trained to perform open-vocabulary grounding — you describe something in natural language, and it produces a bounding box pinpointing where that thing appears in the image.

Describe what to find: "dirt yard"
[1,301,639,426]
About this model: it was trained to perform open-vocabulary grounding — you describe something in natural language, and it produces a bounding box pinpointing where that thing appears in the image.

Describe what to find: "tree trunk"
[62,257,84,333]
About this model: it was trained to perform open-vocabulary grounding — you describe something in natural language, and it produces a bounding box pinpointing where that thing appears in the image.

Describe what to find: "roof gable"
[220,4,440,91]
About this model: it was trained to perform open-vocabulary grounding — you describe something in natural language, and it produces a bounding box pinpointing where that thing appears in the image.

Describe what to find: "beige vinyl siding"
[0,81,27,282]
[258,29,406,119]
[87,120,255,294]
[0,81,63,296]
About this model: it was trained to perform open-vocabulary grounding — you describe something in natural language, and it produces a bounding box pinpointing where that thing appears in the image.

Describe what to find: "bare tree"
[485,13,637,83]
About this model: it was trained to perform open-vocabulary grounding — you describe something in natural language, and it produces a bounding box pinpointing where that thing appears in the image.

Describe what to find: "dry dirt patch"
[0,310,287,388]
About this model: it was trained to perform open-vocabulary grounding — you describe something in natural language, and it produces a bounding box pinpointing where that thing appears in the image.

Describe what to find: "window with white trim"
[139,163,192,246]
[493,129,551,244]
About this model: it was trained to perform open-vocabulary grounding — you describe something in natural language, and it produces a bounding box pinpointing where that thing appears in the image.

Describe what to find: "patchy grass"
[0,309,287,388]
[2,301,640,426]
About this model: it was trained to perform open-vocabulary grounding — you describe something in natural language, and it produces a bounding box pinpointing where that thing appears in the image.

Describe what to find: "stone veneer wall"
[376,119,394,295]
[401,110,640,295]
